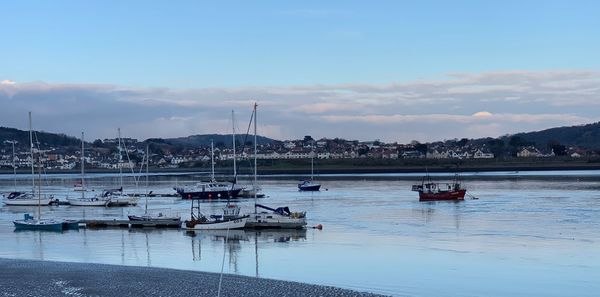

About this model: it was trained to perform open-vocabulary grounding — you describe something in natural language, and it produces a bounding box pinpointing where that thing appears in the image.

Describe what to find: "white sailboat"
[4,113,55,207]
[245,103,307,229]
[106,128,139,206]
[13,112,63,231]
[67,132,111,206]
[128,145,181,222]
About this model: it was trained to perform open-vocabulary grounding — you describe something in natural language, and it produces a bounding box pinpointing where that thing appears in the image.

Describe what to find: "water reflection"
[186,229,307,276]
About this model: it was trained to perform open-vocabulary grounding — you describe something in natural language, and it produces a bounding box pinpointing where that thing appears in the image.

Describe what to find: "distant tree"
[509,136,528,147]
[303,135,314,143]
[458,138,469,147]
[92,139,103,147]
[414,143,428,154]
[551,144,567,156]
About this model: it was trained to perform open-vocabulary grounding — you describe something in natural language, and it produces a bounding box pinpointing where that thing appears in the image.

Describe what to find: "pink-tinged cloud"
[1,70,599,142]
[320,113,590,124]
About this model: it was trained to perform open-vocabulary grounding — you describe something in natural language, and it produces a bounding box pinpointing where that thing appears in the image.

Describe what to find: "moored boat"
[4,192,54,206]
[183,202,248,230]
[13,214,64,231]
[174,140,242,200]
[246,204,307,229]
[412,174,466,201]
[297,180,321,191]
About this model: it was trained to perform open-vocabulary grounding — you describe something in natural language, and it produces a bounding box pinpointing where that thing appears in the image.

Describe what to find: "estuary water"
[1,171,599,296]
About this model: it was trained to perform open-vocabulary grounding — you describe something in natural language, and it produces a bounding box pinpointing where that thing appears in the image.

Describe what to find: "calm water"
[1,171,599,296]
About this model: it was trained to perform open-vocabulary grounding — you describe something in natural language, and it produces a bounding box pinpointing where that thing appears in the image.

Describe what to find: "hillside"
[502,122,600,149]
[0,126,81,148]
[155,134,276,148]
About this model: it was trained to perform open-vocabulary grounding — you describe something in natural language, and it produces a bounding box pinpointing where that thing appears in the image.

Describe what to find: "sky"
[1,1,599,142]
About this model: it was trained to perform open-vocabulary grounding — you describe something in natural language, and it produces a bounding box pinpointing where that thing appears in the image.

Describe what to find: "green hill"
[502,122,600,149]
[0,126,81,148]
[155,134,276,148]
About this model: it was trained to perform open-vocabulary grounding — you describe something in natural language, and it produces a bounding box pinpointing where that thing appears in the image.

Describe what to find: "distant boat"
[174,140,242,200]
[298,142,321,191]
[411,173,466,201]
[67,132,111,207]
[73,182,87,192]
[297,180,321,191]
[13,112,64,231]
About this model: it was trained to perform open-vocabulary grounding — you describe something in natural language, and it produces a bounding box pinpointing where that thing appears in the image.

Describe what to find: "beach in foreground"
[0,258,385,297]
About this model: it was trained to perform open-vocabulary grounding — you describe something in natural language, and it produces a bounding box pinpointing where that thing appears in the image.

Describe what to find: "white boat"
[246,204,306,229]
[183,202,249,230]
[244,103,307,229]
[67,132,111,207]
[4,113,56,207]
[13,112,64,231]
[105,128,139,206]
[102,188,138,206]
[4,192,53,206]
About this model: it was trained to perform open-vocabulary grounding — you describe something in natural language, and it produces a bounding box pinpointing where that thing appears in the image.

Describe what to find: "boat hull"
[13,219,64,231]
[298,184,321,191]
[4,198,53,206]
[177,188,242,200]
[419,189,466,201]
[67,198,109,206]
[128,215,181,222]
[245,214,307,229]
[183,216,248,230]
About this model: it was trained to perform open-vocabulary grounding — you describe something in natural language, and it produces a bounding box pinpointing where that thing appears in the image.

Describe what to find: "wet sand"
[0,258,386,297]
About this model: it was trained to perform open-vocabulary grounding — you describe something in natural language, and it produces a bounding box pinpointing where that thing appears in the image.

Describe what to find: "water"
[1,171,599,296]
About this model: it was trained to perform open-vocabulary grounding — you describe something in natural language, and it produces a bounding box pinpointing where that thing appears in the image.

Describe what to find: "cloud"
[1,70,599,142]
[1,80,16,85]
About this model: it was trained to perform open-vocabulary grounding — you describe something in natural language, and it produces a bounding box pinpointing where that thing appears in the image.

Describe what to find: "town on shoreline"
[1,134,599,176]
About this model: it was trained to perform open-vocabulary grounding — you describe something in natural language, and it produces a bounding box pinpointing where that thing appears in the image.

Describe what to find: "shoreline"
[0,258,386,297]
[1,162,600,176]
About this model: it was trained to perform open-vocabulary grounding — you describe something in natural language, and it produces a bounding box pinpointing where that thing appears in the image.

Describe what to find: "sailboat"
[106,128,139,206]
[128,145,181,222]
[245,103,307,229]
[13,112,63,231]
[1,140,22,201]
[174,140,243,200]
[297,142,321,191]
[4,114,55,206]
[67,132,111,206]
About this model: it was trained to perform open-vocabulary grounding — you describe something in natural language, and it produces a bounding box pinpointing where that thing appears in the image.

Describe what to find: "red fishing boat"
[411,174,466,201]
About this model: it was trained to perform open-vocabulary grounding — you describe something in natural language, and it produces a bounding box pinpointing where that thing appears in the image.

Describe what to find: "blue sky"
[1,1,599,141]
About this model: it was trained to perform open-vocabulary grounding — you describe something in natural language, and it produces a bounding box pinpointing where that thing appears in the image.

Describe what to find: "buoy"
[313,224,323,230]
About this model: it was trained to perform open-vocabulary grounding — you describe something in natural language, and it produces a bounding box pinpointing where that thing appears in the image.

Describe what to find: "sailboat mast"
[29,112,34,197]
[311,142,314,180]
[81,132,85,199]
[118,128,123,188]
[211,140,215,181]
[145,144,149,215]
[253,103,258,213]
[12,140,16,193]
[232,110,237,182]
